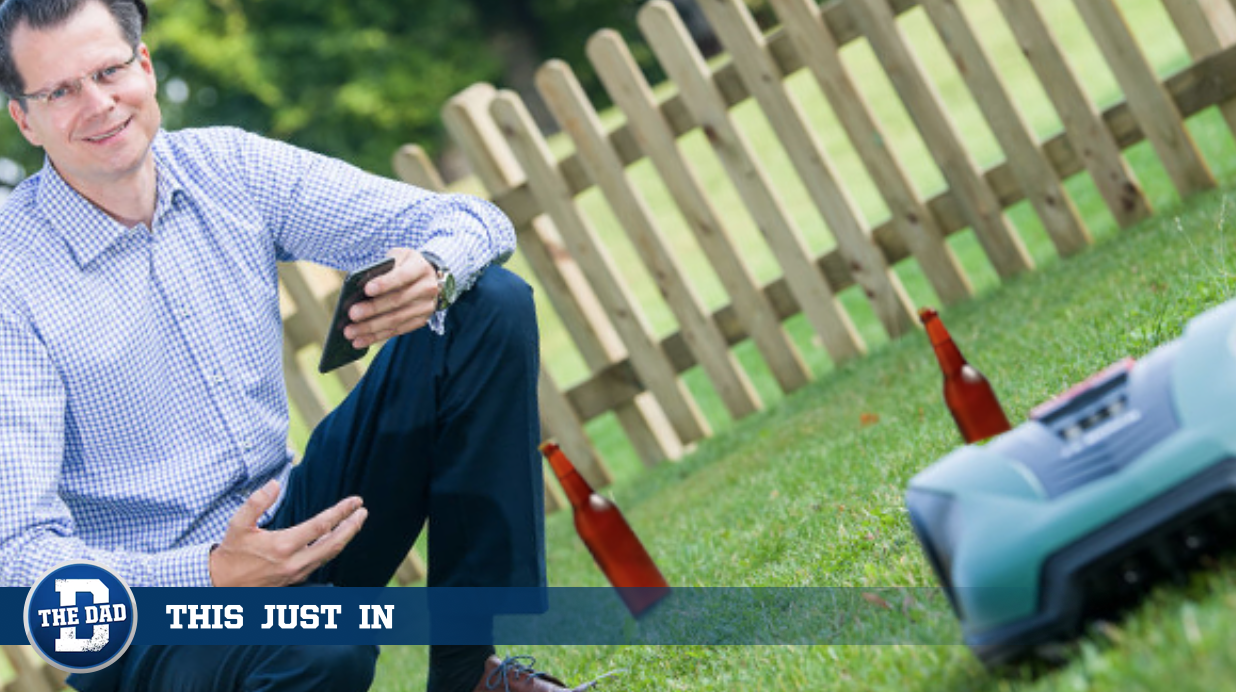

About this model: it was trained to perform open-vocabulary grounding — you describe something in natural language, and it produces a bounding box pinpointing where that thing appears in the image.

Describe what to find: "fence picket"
[639,0,866,364]
[391,143,446,191]
[587,30,812,394]
[538,367,610,491]
[1071,0,1215,197]
[848,0,1033,279]
[992,0,1151,229]
[920,0,1091,258]
[537,61,763,420]
[697,0,918,338]
[491,90,711,445]
[443,85,684,467]
[1161,0,1236,140]
[767,0,972,306]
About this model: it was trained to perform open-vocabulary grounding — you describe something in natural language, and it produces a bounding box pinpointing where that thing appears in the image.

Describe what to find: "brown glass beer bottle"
[539,441,670,616]
[918,307,1012,443]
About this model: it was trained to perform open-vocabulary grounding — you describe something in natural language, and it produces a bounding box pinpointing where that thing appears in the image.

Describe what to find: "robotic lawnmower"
[907,299,1236,666]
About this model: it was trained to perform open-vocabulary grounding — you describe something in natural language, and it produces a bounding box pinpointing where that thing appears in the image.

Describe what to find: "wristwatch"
[421,251,458,312]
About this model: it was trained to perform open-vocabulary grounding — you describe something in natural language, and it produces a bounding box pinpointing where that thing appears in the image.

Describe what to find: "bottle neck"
[920,309,967,375]
[541,443,595,508]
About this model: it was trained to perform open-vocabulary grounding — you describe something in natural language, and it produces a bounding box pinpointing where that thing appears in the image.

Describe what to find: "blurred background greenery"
[0,0,762,184]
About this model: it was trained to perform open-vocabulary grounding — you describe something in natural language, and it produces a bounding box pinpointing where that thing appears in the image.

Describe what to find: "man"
[0,0,598,690]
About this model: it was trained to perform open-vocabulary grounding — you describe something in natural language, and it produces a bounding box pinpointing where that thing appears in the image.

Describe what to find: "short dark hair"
[0,0,148,101]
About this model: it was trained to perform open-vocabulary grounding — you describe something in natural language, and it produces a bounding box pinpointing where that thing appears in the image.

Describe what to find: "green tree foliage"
[149,0,499,175]
[0,0,691,183]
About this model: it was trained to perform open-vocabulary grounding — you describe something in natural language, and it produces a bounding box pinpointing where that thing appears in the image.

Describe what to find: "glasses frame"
[16,48,141,107]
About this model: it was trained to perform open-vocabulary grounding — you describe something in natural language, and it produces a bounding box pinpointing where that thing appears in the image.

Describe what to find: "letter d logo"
[24,562,137,673]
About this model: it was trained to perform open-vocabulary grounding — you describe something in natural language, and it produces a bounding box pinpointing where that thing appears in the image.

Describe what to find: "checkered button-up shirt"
[0,127,515,587]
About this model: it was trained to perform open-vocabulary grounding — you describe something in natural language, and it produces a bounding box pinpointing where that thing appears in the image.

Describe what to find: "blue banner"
[1,586,976,645]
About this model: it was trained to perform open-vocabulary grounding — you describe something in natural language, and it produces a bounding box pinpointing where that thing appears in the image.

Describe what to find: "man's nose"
[76,78,115,115]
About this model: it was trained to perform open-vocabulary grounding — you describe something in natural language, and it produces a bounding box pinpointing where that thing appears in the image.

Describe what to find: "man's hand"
[344,248,440,349]
[208,480,368,587]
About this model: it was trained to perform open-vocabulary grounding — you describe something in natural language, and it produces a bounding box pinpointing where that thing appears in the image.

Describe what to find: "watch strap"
[421,251,457,311]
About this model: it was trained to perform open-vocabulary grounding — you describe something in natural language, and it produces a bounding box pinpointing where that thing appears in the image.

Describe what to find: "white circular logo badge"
[23,562,138,673]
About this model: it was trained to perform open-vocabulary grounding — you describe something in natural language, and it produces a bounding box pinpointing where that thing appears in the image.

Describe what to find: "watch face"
[437,271,456,310]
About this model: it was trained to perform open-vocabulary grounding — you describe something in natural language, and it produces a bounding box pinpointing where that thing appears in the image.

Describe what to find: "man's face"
[7,1,160,191]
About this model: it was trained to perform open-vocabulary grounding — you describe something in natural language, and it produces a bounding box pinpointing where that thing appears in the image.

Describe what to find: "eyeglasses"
[17,49,141,109]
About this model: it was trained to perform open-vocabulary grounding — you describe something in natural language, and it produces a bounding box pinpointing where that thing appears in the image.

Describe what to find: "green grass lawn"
[371,168,1236,692]
[363,0,1236,686]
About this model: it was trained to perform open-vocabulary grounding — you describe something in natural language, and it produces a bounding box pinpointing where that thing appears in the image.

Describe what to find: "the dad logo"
[23,562,137,673]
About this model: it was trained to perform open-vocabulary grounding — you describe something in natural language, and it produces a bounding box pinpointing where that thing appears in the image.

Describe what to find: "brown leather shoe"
[471,655,612,692]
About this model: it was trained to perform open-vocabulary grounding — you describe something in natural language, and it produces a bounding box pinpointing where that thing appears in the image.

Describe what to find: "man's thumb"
[232,479,280,528]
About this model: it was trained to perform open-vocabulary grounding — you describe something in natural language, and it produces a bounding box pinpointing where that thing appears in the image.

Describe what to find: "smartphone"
[317,257,396,374]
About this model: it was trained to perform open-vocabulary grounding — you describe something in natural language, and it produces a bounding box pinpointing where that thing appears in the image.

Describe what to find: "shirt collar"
[37,129,187,268]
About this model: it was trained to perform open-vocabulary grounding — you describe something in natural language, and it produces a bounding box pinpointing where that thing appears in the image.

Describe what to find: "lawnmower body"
[906,299,1236,666]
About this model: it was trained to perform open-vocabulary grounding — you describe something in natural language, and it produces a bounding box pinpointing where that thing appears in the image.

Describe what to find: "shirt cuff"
[140,541,216,587]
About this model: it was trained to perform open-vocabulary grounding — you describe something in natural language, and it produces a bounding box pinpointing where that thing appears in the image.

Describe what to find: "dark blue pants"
[69,266,546,692]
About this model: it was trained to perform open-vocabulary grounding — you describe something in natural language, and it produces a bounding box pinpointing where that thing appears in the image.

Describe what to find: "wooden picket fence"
[7,0,1236,688]
[387,0,1236,490]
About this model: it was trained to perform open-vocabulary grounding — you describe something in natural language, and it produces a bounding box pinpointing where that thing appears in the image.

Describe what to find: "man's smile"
[82,117,130,143]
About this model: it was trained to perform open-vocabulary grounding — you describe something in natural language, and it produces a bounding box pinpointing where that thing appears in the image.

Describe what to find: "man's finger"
[350,300,434,345]
[229,480,281,530]
[295,506,369,579]
[364,248,423,298]
[282,496,364,546]
[351,277,436,325]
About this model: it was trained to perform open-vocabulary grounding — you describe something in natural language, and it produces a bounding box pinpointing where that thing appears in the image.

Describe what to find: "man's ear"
[138,44,155,84]
[8,99,42,148]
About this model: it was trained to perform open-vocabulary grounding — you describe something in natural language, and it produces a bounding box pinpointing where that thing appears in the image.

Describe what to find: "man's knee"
[462,266,535,326]
[449,266,537,352]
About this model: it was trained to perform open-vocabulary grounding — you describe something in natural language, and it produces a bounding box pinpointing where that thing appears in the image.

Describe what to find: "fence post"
[281,338,328,429]
[443,84,685,467]
[537,366,608,494]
